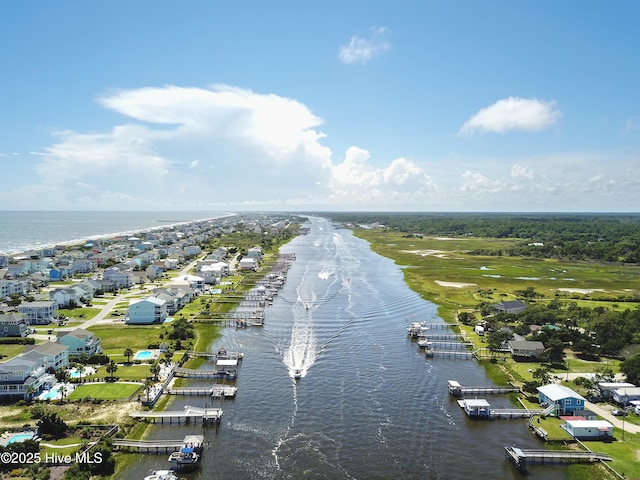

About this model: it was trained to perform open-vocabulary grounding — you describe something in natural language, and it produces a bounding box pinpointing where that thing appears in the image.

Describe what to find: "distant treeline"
[323,212,640,263]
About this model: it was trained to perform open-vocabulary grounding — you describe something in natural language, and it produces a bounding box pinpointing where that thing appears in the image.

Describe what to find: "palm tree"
[124,348,134,364]
[149,361,161,381]
[144,378,155,404]
[25,384,38,404]
[105,360,118,381]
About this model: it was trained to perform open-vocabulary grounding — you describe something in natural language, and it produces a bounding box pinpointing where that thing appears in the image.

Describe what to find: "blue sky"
[1,1,639,212]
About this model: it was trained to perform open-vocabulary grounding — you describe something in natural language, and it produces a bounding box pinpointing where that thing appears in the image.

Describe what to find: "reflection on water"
[124,217,567,480]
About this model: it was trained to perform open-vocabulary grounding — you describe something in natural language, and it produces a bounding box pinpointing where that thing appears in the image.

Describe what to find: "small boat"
[293,369,303,380]
[144,470,178,480]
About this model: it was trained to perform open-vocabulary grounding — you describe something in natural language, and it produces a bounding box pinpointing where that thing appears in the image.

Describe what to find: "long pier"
[505,446,612,472]
[420,333,465,341]
[448,380,520,397]
[424,349,474,359]
[187,351,244,361]
[129,406,223,424]
[166,384,238,397]
[175,367,237,380]
[113,439,185,453]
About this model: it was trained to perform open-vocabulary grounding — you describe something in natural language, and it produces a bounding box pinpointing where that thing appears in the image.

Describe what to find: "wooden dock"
[113,438,185,453]
[166,384,238,397]
[420,333,465,341]
[419,340,474,350]
[505,446,612,472]
[175,367,237,380]
[187,349,244,361]
[129,405,223,424]
[424,349,474,359]
[448,380,520,397]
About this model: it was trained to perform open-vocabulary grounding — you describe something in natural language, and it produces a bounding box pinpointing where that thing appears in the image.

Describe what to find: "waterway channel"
[124,216,567,480]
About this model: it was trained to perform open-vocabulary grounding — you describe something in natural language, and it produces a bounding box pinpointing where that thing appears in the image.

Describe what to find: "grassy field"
[67,382,141,400]
[87,325,166,350]
[356,231,640,321]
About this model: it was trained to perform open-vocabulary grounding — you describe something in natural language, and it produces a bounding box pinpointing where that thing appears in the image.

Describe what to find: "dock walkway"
[166,384,238,397]
[448,380,520,397]
[129,405,223,424]
[505,446,612,472]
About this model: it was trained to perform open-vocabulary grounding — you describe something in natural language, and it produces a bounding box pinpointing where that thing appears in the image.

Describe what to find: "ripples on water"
[126,217,567,480]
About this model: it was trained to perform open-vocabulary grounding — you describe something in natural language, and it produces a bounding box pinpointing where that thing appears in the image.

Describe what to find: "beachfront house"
[57,328,101,357]
[127,296,168,324]
[537,384,586,415]
[17,301,58,325]
[562,419,614,440]
[22,341,69,371]
[507,340,545,359]
[0,356,52,399]
[0,313,29,337]
[492,299,527,314]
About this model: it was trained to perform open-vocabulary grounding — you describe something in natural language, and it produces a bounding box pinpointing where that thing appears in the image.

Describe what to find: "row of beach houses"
[0,214,294,399]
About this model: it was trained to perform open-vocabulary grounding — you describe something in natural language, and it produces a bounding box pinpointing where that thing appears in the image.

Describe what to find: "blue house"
[537,384,585,416]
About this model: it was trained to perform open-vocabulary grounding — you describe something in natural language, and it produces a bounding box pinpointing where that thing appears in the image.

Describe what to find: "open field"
[87,325,166,350]
[67,382,141,400]
[356,231,640,322]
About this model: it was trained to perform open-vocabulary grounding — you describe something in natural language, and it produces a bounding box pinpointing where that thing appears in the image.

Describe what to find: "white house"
[562,419,614,440]
[598,382,636,400]
[127,296,168,324]
[239,257,257,271]
[50,287,80,307]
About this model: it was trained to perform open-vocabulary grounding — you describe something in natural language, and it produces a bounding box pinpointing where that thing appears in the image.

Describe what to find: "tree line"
[324,212,640,263]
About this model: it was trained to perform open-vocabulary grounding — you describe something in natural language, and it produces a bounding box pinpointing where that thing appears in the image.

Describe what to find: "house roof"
[130,296,166,306]
[463,399,491,407]
[495,300,526,309]
[537,384,585,402]
[564,419,613,429]
[508,340,545,350]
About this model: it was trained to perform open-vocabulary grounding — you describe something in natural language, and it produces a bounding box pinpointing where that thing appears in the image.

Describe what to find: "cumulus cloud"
[458,97,561,135]
[327,147,437,206]
[338,26,390,65]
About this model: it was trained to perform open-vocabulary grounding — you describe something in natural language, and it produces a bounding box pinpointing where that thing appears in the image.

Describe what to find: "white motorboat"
[144,470,178,480]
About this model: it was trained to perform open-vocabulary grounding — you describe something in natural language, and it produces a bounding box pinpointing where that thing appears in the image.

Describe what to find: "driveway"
[584,400,640,434]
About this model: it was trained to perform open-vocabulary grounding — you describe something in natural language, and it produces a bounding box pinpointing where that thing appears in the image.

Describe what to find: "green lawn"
[67,382,141,400]
[87,325,166,350]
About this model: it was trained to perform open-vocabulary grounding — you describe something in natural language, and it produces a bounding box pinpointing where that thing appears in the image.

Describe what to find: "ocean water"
[0,211,229,255]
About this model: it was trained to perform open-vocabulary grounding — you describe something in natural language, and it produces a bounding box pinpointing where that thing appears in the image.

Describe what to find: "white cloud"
[327,147,437,206]
[458,97,561,135]
[338,26,390,65]
[510,164,534,180]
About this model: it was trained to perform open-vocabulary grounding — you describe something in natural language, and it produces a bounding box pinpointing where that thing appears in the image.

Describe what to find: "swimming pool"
[7,433,34,444]
[133,349,159,361]
[39,387,61,401]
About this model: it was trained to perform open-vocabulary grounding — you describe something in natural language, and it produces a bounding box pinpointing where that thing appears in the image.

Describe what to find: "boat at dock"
[407,321,428,338]
[168,434,204,470]
[143,470,178,480]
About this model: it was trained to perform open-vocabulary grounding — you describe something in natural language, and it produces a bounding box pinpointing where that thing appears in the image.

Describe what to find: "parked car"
[611,409,628,416]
